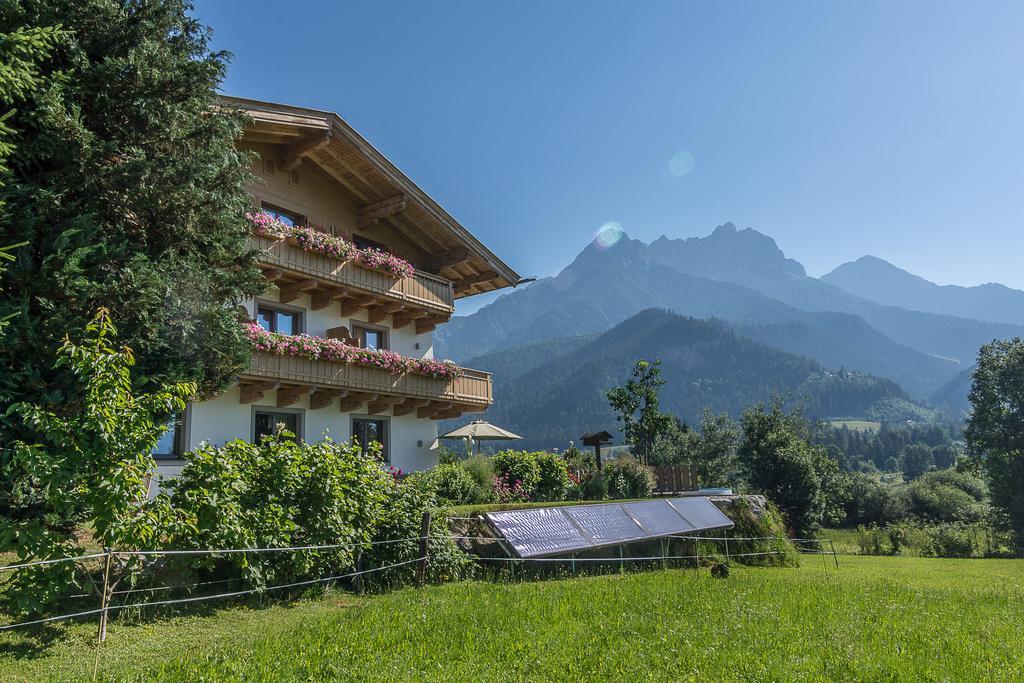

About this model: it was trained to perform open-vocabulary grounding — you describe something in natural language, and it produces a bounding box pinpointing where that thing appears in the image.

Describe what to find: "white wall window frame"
[252,405,305,443]
[349,319,389,351]
[256,299,306,335]
[151,403,192,460]
[351,414,390,463]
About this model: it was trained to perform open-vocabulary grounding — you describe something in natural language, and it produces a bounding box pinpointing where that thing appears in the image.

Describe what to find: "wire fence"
[0,527,838,640]
[0,534,432,637]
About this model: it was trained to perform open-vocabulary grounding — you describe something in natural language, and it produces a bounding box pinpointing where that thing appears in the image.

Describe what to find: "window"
[352,323,387,351]
[254,409,302,442]
[151,411,185,459]
[257,303,302,335]
[261,202,305,227]
[352,233,387,252]
[352,417,388,462]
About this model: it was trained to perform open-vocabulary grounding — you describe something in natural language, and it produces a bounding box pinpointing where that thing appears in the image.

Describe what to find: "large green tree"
[737,399,841,536]
[0,3,263,445]
[607,359,674,465]
[965,338,1024,550]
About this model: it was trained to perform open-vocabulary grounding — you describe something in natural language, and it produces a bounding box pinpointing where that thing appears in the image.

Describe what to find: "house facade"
[153,97,518,476]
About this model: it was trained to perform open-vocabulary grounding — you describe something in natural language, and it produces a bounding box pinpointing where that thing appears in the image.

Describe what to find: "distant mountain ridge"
[437,222,1024,428]
[454,309,916,451]
[822,255,1024,326]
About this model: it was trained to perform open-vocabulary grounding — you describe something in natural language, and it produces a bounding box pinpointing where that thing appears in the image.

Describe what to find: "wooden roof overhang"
[220,96,520,298]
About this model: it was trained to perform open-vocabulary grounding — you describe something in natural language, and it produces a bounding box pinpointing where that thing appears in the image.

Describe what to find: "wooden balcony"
[239,351,492,419]
[250,235,454,333]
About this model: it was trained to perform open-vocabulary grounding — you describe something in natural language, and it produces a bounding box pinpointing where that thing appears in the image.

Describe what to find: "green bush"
[362,476,474,588]
[843,472,908,526]
[603,457,656,499]
[534,452,573,502]
[492,450,542,495]
[857,524,888,555]
[905,469,988,523]
[886,521,914,555]
[462,455,496,503]
[718,498,799,567]
[424,463,482,506]
[166,434,390,586]
[569,473,606,499]
[921,523,979,558]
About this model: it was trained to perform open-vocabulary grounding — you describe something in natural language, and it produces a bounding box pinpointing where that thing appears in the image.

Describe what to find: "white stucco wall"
[182,386,438,471]
[151,267,450,490]
[245,288,435,360]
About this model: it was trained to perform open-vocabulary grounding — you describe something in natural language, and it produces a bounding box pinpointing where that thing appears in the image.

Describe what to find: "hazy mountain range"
[437,222,1021,445]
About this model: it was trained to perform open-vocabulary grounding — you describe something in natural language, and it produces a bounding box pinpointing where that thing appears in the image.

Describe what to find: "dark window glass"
[352,418,387,462]
[261,202,304,227]
[254,411,300,441]
[352,234,387,252]
[257,305,302,335]
[354,325,386,350]
[151,413,183,459]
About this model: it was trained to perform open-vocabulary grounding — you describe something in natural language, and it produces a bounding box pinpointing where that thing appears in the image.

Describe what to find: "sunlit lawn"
[1,555,1022,681]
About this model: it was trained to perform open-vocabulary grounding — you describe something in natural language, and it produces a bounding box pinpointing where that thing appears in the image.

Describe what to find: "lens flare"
[594,221,624,249]
[668,150,695,177]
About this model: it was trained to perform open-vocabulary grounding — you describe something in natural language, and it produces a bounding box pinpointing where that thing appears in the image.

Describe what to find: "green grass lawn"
[828,419,881,432]
[2,555,1022,681]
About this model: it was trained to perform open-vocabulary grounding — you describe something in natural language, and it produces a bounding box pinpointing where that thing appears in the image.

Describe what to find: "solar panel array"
[484,497,734,558]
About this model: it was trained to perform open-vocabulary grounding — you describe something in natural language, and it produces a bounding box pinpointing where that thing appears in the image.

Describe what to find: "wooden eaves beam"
[420,247,470,274]
[281,131,333,171]
[453,270,498,295]
[357,194,407,229]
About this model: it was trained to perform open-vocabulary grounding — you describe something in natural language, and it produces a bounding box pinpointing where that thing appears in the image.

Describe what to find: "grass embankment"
[2,555,1022,681]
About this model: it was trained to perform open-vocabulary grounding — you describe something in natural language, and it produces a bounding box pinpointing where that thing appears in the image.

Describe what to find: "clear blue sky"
[194,0,1024,314]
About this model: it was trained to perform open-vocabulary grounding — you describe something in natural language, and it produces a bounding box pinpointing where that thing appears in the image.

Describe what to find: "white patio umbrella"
[439,420,523,454]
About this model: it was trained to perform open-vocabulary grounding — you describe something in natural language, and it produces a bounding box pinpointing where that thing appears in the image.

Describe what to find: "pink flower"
[247,211,416,279]
[244,323,462,379]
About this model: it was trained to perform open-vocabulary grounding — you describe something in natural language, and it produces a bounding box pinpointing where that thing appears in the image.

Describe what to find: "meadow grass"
[828,419,881,432]
[1,555,1022,681]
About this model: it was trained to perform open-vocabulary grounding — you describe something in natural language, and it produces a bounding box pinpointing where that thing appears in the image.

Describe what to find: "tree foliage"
[653,410,739,487]
[1,309,194,614]
[607,359,673,464]
[965,338,1024,550]
[736,399,836,536]
[0,1,265,514]
[0,22,63,179]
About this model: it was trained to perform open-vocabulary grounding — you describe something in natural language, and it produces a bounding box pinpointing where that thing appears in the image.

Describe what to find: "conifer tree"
[0,1,264,513]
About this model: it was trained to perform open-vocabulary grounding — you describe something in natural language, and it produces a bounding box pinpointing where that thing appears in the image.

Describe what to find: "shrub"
[921,523,978,558]
[577,472,609,500]
[362,476,474,588]
[492,473,530,503]
[462,455,496,502]
[842,472,908,526]
[424,463,481,507]
[857,524,888,556]
[166,434,390,586]
[718,497,799,567]
[534,453,573,502]
[905,469,988,523]
[603,457,656,499]
[492,450,541,494]
[886,521,914,555]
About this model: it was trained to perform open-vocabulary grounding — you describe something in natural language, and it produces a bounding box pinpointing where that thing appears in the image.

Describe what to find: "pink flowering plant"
[492,472,530,503]
[245,322,461,379]
[247,211,415,279]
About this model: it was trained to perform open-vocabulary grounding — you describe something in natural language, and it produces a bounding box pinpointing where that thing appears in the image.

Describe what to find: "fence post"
[96,547,113,644]
[415,511,431,587]
[353,550,365,594]
[724,531,730,562]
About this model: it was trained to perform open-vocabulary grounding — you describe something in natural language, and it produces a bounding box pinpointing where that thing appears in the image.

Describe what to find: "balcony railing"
[250,235,455,314]
[243,351,492,408]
